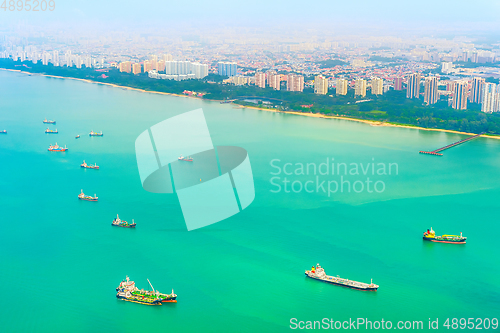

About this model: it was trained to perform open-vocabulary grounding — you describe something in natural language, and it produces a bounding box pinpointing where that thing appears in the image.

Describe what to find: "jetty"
[419,133,483,156]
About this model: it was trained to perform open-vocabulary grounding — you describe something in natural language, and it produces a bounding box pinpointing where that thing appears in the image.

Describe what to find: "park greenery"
[2,58,500,135]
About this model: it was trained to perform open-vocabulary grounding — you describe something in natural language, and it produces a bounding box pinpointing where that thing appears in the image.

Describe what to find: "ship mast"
[147,278,155,293]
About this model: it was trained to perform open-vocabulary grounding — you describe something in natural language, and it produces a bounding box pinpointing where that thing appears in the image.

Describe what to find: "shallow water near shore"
[1,70,499,332]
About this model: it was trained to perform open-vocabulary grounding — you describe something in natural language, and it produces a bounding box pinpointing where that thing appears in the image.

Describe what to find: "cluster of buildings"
[118,56,209,80]
[227,71,305,92]
[1,45,104,68]
[217,62,238,77]
[1,36,500,112]
[405,74,500,112]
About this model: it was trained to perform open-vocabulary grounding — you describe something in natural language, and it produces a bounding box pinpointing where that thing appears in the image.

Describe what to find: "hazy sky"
[1,0,500,36]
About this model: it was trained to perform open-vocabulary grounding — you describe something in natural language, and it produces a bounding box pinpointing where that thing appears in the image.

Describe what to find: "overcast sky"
[1,0,500,36]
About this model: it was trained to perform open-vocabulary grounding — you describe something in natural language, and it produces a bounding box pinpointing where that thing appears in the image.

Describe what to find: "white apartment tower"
[354,79,367,97]
[336,79,348,95]
[424,76,439,105]
[482,83,497,113]
[314,75,328,95]
[371,77,383,95]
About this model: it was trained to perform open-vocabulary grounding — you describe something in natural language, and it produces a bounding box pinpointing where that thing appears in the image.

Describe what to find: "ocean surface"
[0,70,499,332]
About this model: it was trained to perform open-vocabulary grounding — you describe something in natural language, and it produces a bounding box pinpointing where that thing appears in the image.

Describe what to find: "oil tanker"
[423,228,466,244]
[305,264,378,291]
[116,276,177,304]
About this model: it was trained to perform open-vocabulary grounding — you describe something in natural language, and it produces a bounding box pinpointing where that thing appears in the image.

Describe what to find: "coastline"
[3,67,499,140]
[236,106,500,140]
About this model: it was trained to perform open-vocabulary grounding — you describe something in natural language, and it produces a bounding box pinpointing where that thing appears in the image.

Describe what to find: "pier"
[419,133,483,156]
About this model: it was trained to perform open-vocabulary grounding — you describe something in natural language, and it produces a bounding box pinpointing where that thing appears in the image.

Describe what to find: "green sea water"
[0,70,499,332]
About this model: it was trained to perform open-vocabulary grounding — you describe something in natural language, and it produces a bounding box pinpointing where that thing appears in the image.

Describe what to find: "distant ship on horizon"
[89,130,103,136]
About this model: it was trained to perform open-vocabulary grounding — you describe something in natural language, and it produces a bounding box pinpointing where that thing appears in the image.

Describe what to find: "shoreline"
[3,67,499,140]
[236,106,500,140]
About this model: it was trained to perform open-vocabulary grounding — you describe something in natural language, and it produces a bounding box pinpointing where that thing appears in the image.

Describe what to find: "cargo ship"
[112,214,136,228]
[423,228,466,244]
[78,189,98,201]
[43,119,56,124]
[178,155,193,162]
[305,264,379,291]
[45,128,58,134]
[89,130,103,136]
[80,160,99,169]
[0,130,7,134]
[48,143,68,152]
[116,277,177,305]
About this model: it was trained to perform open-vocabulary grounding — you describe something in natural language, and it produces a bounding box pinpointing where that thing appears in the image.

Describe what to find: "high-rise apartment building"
[119,61,132,73]
[218,62,238,77]
[267,71,281,90]
[406,73,421,99]
[314,75,328,95]
[157,60,165,72]
[255,72,266,88]
[143,60,152,73]
[287,74,304,92]
[441,62,453,74]
[52,50,59,66]
[424,76,439,105]
[191,63,209,79]
[162,54,173,62]
[354,79,367,97]
[470,77,485,104]
[452,81,468,110]
[462,51,468,62]
[482,83,497,113]
[494,90,500,112]
[394,77,403,90]
[233,76,249,86]
[132,63,141,75]
[371,77,383,95]
[336,78,348,95]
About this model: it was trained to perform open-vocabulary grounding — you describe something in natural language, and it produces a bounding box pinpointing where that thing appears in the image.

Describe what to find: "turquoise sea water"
[0,70,499,332]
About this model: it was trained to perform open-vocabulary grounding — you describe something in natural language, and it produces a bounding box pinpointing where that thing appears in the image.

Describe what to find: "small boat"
[89,130,103,136]
[80,160,99,169]
[43,118,56,124]
[0,130,7,134]
[75,135,80,139]
[178,155,193,162]
[112,214,136,228]
[78,189,98,201]
[305,264,379,291]
[45,128,58,134]
[48,143,68,152]
[423,228,466,244]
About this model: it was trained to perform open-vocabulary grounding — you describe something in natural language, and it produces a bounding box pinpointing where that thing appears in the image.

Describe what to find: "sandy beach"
[3,67,499,140]
[236,104,500,140]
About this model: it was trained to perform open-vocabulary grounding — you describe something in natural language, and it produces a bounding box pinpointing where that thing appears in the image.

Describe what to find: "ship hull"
[112,224,136,228]
[79,197,98,201]
[116,295,162,306]
[305,273,378,291]
[423,237,466,244]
